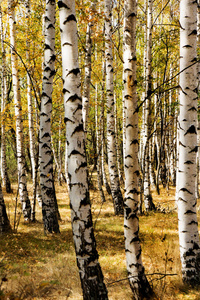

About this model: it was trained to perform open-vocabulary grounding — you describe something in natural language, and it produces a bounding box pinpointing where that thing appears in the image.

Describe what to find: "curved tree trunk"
[58,1,108,299]
[39,0,60,233]
[177,0,200,284]
[8,0,31,221]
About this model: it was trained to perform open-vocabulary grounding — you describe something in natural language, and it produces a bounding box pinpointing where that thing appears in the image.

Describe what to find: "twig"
[106,272,177,286]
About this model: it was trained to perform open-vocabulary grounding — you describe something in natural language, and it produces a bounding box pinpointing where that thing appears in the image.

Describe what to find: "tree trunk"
[58,1,108,298]
[0,181,11,233]
[8,0,31,221]
[0,6,11,194]
[177,0,200,284]
[105,0,124,215]
[39,0,60,233]
[123,0,153,298]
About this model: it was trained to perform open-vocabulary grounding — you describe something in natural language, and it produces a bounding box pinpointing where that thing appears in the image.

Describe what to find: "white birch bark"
[0,6,11,193]
[82,2,95,132]
[58,1,108,298]
[177,0,200,284]
[8,0,31,221]
[123,0,152,297]
[105,0,123,215]
[143,0,155,211]
[25,0,41,221]
[39,0,59,233]
[95,83,105,203]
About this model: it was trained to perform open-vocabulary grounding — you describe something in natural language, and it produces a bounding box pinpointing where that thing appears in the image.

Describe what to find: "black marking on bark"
[188,106,197,112]
[71,124,84,136]
[68,68,80,76]
[134,170,140,176]
[129,188,139,194]
[68,149,84,158]
[63,14,76,25]
[40,112,48,117]
[44,44,52,50]
[42,92,50,99]
[184,125,197,135]
[130,139,139,145]
[63,88,70,94]
[188,220,198,225]
[49,54,56,62]
[179,141,186,147]
[47,24,55,30]
[188,30,197,36]
[74,103,82,113]
[57,1,70,9]
[126,124,133,128]
[125,154,132,159]
[184,160,193,165]
[178,197,187,202]
[64,117,73,123]
[44,66,51,72]
[130,236,140,243]
[41,132,51,139]
[184,210,196,214]
[179,188,192,194]
[75,162,87,173]
[189,146,198,153]
[50,70,56,78]
[63,42,72,47]
[183,45,192,48]
[68,94,82,102]
[191,57,197,62]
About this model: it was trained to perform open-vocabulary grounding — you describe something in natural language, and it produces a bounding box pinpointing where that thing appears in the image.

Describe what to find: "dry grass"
[0,183,200,299]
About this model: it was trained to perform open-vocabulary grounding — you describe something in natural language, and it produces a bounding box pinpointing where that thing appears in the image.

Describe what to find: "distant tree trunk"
[8,0,31,221]
[177,0,200,284]
[105,0,123,215]
[143,0,155,211]
[0,182,11,233]
[58,1,108,299]
[123,0,153,298]
[0,6,11,194]
[82,2,95,132]
[95,83,105,203]
[39,0,60,233]
[25,0,38,221]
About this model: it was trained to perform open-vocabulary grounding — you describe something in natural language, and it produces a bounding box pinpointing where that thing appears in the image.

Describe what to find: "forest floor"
[0,181,200,299]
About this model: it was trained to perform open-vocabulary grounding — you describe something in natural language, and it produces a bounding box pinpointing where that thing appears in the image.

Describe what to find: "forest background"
[0,0,200,299]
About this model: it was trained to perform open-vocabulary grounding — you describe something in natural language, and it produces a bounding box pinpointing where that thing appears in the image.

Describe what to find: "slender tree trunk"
[123,0,153,298]
[177,0,200,284]
[95,83,106,203]
[0,6,11,194]
[25,0,38,221]
[105,0,123,215]
[58,1,108,298]
[8,0,31,221]
[143,0,155,211]
[39,0,59,233]
[0,181,11,233]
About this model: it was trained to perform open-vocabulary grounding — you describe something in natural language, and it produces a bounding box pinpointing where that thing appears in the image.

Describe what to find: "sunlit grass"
[0,183,200,299]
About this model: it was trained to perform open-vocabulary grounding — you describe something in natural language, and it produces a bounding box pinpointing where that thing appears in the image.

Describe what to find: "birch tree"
[105,0,124,215]
[0,5,11,193]
[123,0,153,297]
[8,0,31,221]
[177,0,200,284]
[39,0,59,233]
[58,0,108,298]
